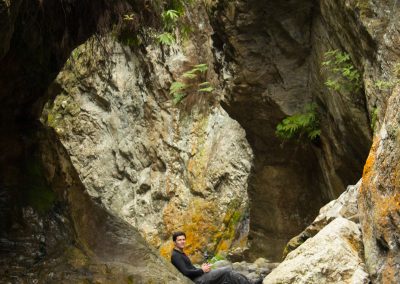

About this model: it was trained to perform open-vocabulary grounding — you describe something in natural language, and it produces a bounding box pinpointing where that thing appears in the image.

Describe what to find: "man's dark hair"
[172,231,186,242]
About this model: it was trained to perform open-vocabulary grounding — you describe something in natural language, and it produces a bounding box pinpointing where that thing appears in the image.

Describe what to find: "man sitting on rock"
[170,231,253,284]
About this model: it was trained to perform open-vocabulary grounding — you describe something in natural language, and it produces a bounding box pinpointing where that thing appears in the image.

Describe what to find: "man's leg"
[228,270,253,284]
[193,267,232,284]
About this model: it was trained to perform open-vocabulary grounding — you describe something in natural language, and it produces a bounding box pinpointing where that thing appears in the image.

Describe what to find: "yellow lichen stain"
[216,239,230,252]
[375,193,400,224]
[160,199,247,263]
[360,138,379,193]
[381,256,396,284]
[212,199,246,255]
[159,241,175,260]
[160,198,220,263]
[393,159,400,191]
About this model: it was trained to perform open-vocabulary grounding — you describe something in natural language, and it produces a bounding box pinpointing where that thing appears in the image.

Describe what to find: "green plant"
[157,9,180,46]
[370,107,379,132]
[209,254,225,264]
[375,79,396,91]
[169,64,214,104]
[162,9,180,30]
[394,63,400,78]
[322,49,362,93]
[123,13,135,21]
[275,103,321,141]
[157,32,175,45]
[156,0,195,45]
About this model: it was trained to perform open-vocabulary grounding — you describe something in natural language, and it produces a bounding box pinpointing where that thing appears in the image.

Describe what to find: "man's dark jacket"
[171,249,204,280]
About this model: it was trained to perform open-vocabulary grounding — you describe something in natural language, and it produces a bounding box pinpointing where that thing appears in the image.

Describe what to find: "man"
[171,231,253,284]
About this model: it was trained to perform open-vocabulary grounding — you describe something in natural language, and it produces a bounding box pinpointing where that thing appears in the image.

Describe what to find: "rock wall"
[1,126,190,283]
[42,128,191,283]
[40,0,379,264]
[210,0,328,261]
[209,0,372,260]
[42,30,253,262]
[261,1,400,281]
[314,0,400,282]
[310,0,374,198]
[3,0,400,281]
[355,1,400,282]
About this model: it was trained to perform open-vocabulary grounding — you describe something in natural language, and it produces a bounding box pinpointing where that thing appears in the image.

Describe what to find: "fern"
[169,63,214,104]
[163,9,180,21]
[182,70,198,79]
[157,32,175,45]
[162,9,180,30]
[172,93,187,104]
[276,103,320,142]
[193,64,208,73]
[170,82,187,94]
[198,81,211,86]
[325,79,341,91]
[375,80,396,91]
[370,107,379,132]
[322,49,362,93]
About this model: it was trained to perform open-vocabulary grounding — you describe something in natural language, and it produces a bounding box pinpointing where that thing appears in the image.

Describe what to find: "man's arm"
[171,253,204,279]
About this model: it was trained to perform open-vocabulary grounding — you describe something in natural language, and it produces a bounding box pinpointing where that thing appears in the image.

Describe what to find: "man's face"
[174,235,186,250]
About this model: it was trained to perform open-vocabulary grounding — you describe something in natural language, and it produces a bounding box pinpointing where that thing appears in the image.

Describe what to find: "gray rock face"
[0,126,191,283]
[310,0,373,199]
[263,217,370,284]
[39,129,191,283]
[212,0,328,261]
[42,35,253,261]
[2,0,399,282]
[283,181,361,257]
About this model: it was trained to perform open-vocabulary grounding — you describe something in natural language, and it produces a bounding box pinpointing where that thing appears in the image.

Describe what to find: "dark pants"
[193,267,252,284]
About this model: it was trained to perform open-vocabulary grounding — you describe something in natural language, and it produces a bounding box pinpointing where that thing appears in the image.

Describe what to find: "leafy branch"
[169,64,214,104]
[275,103,321,141]
[322,49,362,93]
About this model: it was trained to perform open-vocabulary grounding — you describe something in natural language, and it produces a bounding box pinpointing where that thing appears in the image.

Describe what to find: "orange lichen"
[160,198,220,263]
[381,256,396,284]
[216,239,230,252]
[360,138,379,193]
[375,193,400,224]
[159,241,175,260]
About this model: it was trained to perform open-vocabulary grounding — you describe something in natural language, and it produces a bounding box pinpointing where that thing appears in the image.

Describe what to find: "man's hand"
[201,263,211,273]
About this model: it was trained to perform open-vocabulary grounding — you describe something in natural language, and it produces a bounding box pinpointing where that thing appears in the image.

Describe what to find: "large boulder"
[263,217,370,284]
[42,31,253,262]
[284,180,360,257]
